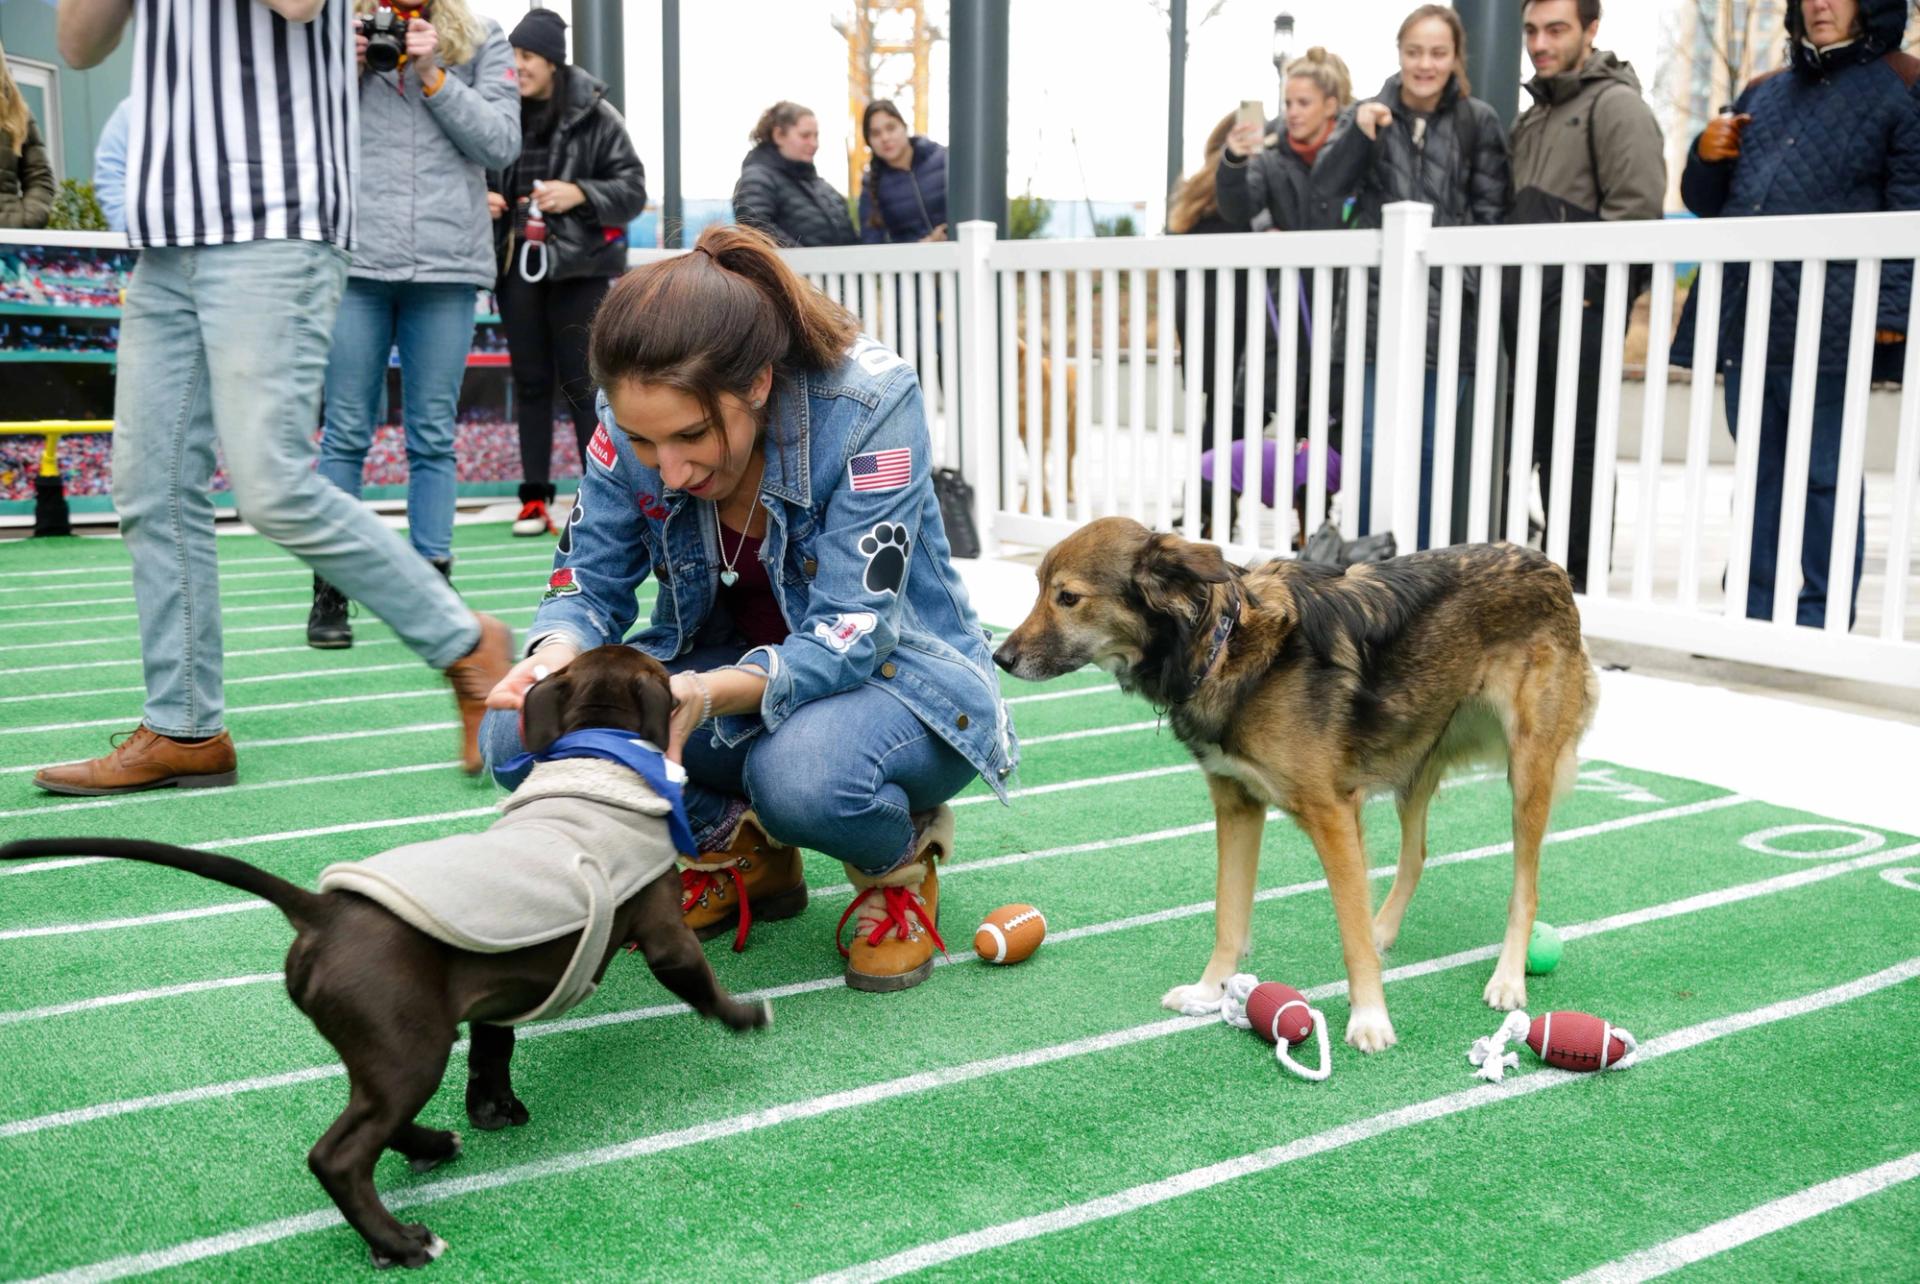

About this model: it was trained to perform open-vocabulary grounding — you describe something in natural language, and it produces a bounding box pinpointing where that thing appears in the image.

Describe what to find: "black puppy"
[0,645,768,1269]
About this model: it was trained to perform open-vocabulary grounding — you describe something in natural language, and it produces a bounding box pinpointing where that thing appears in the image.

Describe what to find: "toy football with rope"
[1215,974,1331,1082]
[1468,1009,1638,1082]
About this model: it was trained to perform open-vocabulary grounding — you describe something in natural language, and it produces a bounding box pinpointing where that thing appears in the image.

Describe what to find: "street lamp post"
[1272,10,1294,87]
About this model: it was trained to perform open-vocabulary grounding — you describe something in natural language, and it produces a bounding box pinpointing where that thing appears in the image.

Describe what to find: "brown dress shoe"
[680,810,807,951]
[444,613,512,774]
[32,726,238,796]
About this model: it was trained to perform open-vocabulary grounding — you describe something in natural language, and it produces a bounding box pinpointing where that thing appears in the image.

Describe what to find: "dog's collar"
[497,729,695,857]
[1194,584,1243,687]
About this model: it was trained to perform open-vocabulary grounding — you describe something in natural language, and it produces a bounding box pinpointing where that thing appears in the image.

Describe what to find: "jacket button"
[955,714,970,730]
[803,558,818,576]
[879,662,896,678]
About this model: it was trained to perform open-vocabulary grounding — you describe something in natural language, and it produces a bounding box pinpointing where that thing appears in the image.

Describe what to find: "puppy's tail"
[0,838,323,927]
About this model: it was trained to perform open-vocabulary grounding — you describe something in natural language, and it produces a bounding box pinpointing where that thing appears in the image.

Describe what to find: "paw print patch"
[859,522,910,595]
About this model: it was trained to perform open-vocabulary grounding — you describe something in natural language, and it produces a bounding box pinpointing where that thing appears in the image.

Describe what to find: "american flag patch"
[848,447,912,493]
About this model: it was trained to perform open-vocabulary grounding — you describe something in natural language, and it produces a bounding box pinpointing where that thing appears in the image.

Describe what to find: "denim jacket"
[525,337,1018,799]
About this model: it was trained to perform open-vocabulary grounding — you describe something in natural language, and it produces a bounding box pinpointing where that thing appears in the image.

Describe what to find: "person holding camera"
[487,8,647,539]
[307,0,521,648]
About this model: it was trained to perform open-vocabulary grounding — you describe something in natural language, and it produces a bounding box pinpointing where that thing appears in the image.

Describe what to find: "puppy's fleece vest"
[318,758,678,1023]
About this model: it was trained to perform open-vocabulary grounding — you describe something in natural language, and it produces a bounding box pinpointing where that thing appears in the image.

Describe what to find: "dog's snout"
[992,638,1020,673]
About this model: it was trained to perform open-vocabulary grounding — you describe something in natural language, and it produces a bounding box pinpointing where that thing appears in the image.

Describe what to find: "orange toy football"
[974,904,1047,964]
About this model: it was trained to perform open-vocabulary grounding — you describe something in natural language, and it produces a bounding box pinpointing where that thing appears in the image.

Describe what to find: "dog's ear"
[634,671,675,749]
[1134,533,1234,620]
[521,672,573,754]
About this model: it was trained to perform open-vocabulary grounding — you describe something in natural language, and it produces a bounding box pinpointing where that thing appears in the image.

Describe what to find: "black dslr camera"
[358,6,409,73]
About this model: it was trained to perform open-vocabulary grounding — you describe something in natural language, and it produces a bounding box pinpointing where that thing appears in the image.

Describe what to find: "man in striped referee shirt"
[35,0,512,796]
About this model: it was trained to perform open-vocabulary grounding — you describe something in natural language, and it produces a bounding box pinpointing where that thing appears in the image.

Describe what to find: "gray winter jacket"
[350,17,520,286]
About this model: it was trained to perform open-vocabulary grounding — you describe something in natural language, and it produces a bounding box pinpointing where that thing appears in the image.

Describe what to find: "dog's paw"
[722,999,773,1032]
[407,1133,462,1175]
[1370,919,1399,956]
[465,1091,529,1132]
[1162,980,1225,1015]
[1344,1005,1398,1053]
[1483,971,1528,1012]
[369,1227,447,1269]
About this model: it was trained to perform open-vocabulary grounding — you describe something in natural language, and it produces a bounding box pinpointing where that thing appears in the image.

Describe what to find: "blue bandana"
[498,728,696,857]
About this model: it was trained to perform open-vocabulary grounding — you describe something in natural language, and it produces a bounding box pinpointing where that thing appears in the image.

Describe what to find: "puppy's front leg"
[1301,797,1396,1052]
[1163,776,1265,1013]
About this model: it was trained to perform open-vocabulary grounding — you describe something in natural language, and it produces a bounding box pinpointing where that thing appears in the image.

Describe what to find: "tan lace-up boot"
[837,804,954,992]
[679,810,806,951]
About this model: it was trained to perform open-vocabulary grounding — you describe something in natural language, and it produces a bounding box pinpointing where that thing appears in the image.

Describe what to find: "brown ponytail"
[589,223,860,441]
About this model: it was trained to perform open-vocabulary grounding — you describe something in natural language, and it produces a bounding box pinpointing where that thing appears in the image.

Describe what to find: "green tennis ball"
[1527,921,1563,975]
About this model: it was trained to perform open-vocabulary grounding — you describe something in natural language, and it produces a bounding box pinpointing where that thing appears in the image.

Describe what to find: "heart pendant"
[719,569,739,587]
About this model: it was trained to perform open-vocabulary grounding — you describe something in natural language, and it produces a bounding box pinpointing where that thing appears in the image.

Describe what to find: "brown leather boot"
[443,613,512,774]
[679,810,807,951]
[32,726,238,796]
[836,805,955,993]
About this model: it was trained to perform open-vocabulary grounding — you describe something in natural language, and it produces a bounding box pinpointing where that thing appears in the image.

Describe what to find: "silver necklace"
[714,498,760,588]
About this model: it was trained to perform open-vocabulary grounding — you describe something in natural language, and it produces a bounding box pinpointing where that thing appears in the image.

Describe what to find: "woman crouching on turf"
[481,223,1016,991]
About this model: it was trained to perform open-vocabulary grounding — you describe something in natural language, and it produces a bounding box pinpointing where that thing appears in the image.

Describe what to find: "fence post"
[957,219,1001,557]
[1374,201,1433,550]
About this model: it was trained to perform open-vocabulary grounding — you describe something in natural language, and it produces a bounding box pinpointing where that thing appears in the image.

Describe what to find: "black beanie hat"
[509,8,568,67]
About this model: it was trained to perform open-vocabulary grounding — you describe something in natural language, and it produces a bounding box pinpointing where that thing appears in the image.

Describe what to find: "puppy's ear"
[1134,533,1234,620]
[521,672,572,754]
[635,671,675,749]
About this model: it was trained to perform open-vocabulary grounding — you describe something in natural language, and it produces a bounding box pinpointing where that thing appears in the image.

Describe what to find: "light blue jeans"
[480,642,977,876]
[113,241,481,737]
[318,278,476,561]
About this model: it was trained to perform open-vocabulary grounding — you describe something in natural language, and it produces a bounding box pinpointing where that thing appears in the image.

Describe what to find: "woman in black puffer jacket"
[1313,5,1509,545]
[732,101,859,248]
[487,9,648,537]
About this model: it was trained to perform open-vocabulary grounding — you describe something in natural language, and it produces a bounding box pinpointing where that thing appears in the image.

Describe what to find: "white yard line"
[0,808,495,897]
[807,956,1920,1284]
[0,604,544,655]
[0,546,556,589]
[0,662,425,707]
[0,762,462,825]
[0,584,542,632]
[1561,1151,1920,1283]
[0,722,460,778]
[9,806,1884,1151]
[0,637,405,678]
[33,954,1920,1284]
[0,562,562,612]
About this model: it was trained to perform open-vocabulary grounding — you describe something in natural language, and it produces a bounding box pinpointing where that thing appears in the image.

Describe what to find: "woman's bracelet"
[689,671,715,725]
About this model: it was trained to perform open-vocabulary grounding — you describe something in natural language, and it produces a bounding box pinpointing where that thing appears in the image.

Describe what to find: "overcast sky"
[471,0,1667,216]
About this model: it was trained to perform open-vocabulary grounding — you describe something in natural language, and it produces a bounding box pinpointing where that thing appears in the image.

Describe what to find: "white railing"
[642,209,1920,689]
[4,217,1913,687]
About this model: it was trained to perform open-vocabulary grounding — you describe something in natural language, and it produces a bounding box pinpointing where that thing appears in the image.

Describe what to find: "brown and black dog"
[0,646,769,1269]
[994,517,1597,1053]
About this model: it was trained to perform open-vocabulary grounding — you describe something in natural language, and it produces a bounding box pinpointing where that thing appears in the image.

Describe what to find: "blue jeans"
[1722,365,1866,629]
[318,278,475,561]
[480,642,977,877]
[113,241,481,737]
[1360,365,1474,548]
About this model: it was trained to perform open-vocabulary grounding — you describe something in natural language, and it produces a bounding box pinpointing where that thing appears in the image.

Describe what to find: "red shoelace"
[835,885,946,959]
[678,866,753,953]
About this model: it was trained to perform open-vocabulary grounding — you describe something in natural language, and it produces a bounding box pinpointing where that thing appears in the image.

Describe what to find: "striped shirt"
[125,0,357,251]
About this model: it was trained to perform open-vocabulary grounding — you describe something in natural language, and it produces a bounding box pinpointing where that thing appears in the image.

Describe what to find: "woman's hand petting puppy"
[486,642,581,712]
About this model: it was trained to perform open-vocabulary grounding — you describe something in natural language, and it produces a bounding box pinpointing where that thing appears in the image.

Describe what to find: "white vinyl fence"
[641,208,1920,689]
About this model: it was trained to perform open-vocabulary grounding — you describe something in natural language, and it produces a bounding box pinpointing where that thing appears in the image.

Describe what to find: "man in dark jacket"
[1505,0,1666,593]
[1673,0,1920,629]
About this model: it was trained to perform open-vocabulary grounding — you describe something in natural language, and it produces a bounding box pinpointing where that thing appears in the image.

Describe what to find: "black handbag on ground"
[932,467,981,560]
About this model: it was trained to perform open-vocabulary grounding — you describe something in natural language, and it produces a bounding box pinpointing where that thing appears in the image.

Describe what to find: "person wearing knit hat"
[508,8,567,67]
[487,4,647,538]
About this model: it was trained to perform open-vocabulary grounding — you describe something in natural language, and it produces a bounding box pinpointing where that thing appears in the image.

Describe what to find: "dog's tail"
[0,838,323,927]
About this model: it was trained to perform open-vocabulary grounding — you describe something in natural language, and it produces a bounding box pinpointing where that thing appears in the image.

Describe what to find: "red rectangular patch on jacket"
[587,423,618,471]
[848,447,911,493]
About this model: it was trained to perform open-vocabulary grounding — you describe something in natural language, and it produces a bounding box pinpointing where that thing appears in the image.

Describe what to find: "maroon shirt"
[719,529,788,649]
